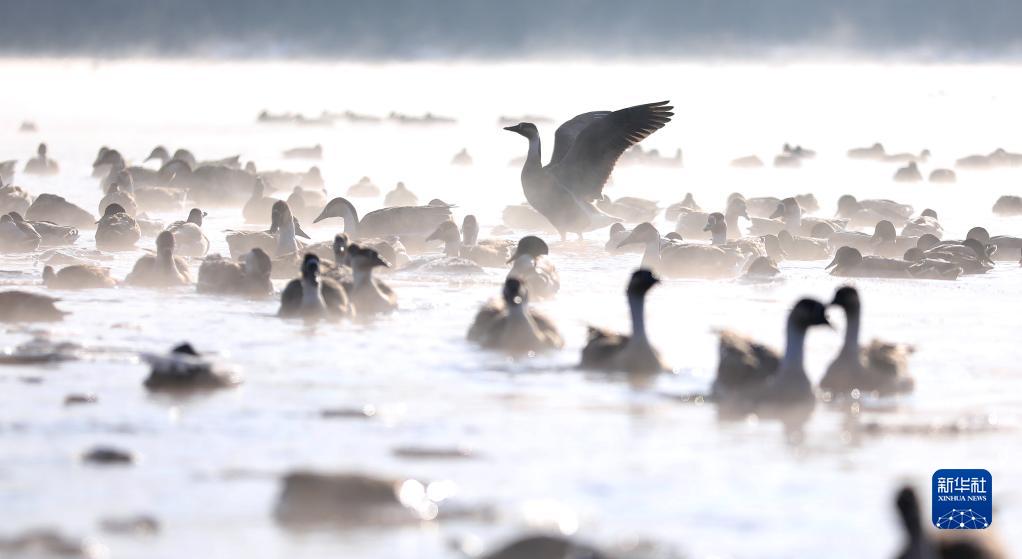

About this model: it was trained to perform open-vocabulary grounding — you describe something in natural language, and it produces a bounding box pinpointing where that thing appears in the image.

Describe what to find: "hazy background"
[2,0,1022,60]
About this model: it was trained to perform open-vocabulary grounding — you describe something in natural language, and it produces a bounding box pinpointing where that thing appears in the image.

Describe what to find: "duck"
[847,142,886,160]
[992,195,1022,216]
[579,269,666,373]
[164,208,210,257]
[506,235,560,300]
[286,186,329,224]
[98,183,138,217]
[821,286,914,397]
[894,162,923,182]
[125,231,191,287]
[25,194,96,230]
[23,143,59,176]
[663,193,701,221]
[776,230,831,260]
[504,101,673,240]
[929,168,957,183]
[618,222,743,279]
[0,182,33,214]
[826,247,960,280]
[42,264,116,289]
[894,486,1006,559]
[226,201,311,260]
[95,204,141,251]
[966,226,1022,262]
[282,144,322,159]
[242,178,277,224]
[835,194,913,228]
[596,196,660,223]
[383,182,419,207]
[0,291,68,322]
[197,248,273,298]
[467,277,563,354]
[340,245,397,315]
[426,221,510,267]
[312,196,453,253]
[901,209,943,239]
[346,176,380,198]
[451,148,473,166]
[6,212,77,247]
[712,298,830,418]
[278,253,352,320]
[0,213,41,252]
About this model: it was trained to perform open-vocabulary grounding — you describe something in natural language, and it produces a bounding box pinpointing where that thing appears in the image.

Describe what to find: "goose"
[197,248,273,298]
[0,213,41,252]
[580,269,666,373]
[142,343,242,392]
[847,142,886,160]
[894,162,923,182]
[0,291,67,322]
[742,256,781,278]
[162,158,253,207]
[383,182,419,208]
[95,149,164,191]
[663,192,701,221]
[26,194,95,230]
[884,149,930,164]
[868,220,918,258]
[606,223,643,254]
[835,194,912,228]
[901,209,943,239]
[957,147,1022,170]
[712,299,830,417]
[928,168,956,183]
[312,196,453,253]
[917,237,994,274]
[764,198,847,237]
[300,166,325,188]
[42,265,116,289]
[501,203,558,233]
[596,196,660,223]
[242,178,277,224]
[286,186,329,224]
[278,253,352,320]
[826,247,961,280]
[23,143,59,176]
[991,195,1022,217]
[226,201,310,260]
[703,212,766,261]
[0,183,33,214]
[282,144,322,159]
[426,221,510,267]
[966,227,1022,262]
[776,230,831,260]
[745,193,820,218]
[125,231,191,287]
[822,286,913,397]
[164,208,210,257]
[346,176,380,198]
[451,148,473,166]
[6,212,78,247]
[618,222,743,279]
[507,235,560,300]
[135,213,165,238]
[462,215,516,254]
[340,245,397,315]
[143,145,171,167]
[504,100,673,240]
[99,183,138,217]
[894,486,1006,559]
[467,277,563,354]
[730,154,764,168]
[675,196,747,240]
[95,204,141,251]
[0,160,17,184]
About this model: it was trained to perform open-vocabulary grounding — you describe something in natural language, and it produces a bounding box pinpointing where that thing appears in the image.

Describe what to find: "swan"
[505,101,673,239]
[467,277,563,354]
[278,254,352,320]
[580,269,666,373]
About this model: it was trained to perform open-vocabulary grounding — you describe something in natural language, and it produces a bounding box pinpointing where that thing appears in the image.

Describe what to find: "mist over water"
[1,58,1021,558]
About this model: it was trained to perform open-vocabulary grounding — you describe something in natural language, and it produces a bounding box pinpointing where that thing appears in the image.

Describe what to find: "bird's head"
[503,122,538,139]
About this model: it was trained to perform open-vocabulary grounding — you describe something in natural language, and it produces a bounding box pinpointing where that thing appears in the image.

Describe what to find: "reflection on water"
[0,60,1021,558]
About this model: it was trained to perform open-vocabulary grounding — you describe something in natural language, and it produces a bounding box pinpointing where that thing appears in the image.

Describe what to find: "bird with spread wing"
[504,101,674,240]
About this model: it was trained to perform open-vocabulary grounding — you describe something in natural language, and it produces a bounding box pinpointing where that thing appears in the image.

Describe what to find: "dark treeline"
[2,0,1021,59]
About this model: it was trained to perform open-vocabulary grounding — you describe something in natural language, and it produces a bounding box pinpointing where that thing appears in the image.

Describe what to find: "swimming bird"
[605,223,643,254]
[618,222,743,279]
[835,195,912,228]
[0,160,17,184]
[664,192,701,221]
[346,176,380,198]
[125,231,191,287]
[764,198,847,237]
[467,277,563,354]
[278,254,352,320]
[462,215,516,256]
[6,212,77,247]
[165,208,210,257]
[95,204,141,251]
[0,213,41,252]
[197,248,273,298]
[916,236,993,274]
[26,194,95,230]
[847,142,886,160]
[340,245,396,315]
[383,182,419,207]
[425,221,510,268]
[713,299,830,418]
[675,197,748,240]
[821,286,914,397]
[966,227,1022,262]
[826,247,960,280]
[742,256,781,279]
[500,203,558,233]
[894,162,923,182]
[992,195,1022,217]
[744,193,820,218]
[42,265,116,289]
[0,182,33,215]
[580,269,666,373]
[283,144,322,159]
[313,196,452,253]
[286,186,329,224]
[23,143,59,176]
[98,183,138,217]
[928,168,956,183]
[704,212,766,260]
[901,209,943,239]
[507,235,560,300]
[451,148,473,166]
[596,196,660,223]
[776,230,831,260]
[505,101,673,240]
[242,178,277,224]
[142,343,242,392]
[226,201,310,260]
[0,291,67,321]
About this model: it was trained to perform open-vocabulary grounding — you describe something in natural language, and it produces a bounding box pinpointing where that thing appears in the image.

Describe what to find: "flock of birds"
[1,98,1019,557]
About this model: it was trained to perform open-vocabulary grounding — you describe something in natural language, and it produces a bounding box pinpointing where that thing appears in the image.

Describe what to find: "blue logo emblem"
[932,469,992,529]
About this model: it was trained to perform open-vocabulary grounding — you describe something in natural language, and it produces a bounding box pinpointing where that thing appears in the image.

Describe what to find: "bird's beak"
[312,209,330,224]
[769,207,784,219]
[702,223,712,232]
[505,249,522,264]
[374,255,392,269]
[616,231,642,249]
[825,256,838,270]
[503,125,517,132]
[425,228,443,243]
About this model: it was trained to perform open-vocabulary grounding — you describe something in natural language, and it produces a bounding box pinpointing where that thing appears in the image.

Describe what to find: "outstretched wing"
[548,111,612,167]
[548,101,673,202]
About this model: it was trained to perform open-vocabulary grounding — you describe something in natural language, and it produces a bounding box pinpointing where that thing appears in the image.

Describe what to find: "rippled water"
[1,59,1021,558]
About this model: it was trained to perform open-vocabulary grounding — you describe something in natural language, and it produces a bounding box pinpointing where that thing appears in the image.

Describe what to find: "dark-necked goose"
[243,178,277,225]
[95,204,141,251]
[836,194,913,228]
[197,248,273,298]
[7,212,77,247]
[42,264,115,289]
[346,176,380,198]
[505,101,673,240]
[125,231,191,287]
[278,254,352,320]
[580,269,666,373]
[467,277,563,354]
[226,201,311,261]
[99,183,138,217]
[664,192,701,221]
[507,236,559,300]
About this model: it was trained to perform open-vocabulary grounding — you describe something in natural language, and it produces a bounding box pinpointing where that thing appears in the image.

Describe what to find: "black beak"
[294,218,311,239]
[825,256,838,270]
[769,207,784,219]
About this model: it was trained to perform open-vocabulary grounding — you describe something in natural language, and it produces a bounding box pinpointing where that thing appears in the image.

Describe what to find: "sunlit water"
[1,59,1022,558]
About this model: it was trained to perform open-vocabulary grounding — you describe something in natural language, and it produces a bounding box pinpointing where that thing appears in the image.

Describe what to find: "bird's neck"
[778,322,809,382]
[339,206,360,237]
[627,293,648,343]
[711,228,727,245]
[156,248,175,272]
[301,275,325,309]
[277,219,298,256]
[523,135,542,172]
[840,307,861,358]
[353,266,373,289]
[442,236,462,257]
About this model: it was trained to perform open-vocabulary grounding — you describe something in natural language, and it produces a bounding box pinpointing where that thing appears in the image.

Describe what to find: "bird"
[467,277,563,354]
[346,176,380,198]
[95,203,141,251]
[579,269,666,373]
[141,343,242,392]
[461,215,516,255]
[712,298,831,419]
[42,265,115,289]
[0,213,41,252]
[776,230,831,260]
[226,201,311,261]
[504,100,673,239]
[313,196,452,253]
[966,227,1022,263]
[605,223,642,254]
[674,196,747,241]
[286,186,329,224]
[5,212,77,247]
[762,197,847,237]
[425,221,510,268]
[835,194,913,228]
[596,196,660,223]
[282,144,322,159]
[383,182,419,207]
[617,222,743,279]
[165,208,210,257]
[340,245,397,315]
[742,256,781,278]
[992,195,1022,217]
[664,192,701,221]
[894,162,923,182]
[0,182,33,215]
[197,248,273,298]
[243,178,277,224]
[894,486,1006,559]
[826,246,960,280]
[901,209,943,239]
[916,236,993,274]
[98,183,138,217]
[703,212,766,261]
[125,231,191,287]
[23,143,59,176]
[506,235,560,300]
[26,194,95,230]
[278,254,352,320]
[0,290,68,321]
[821,286,914,398]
